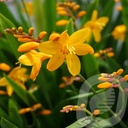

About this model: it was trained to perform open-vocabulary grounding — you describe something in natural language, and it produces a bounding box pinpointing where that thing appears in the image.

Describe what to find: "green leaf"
[0,14,21,59]
[0,107,9,121]
[1,117,19,128]
[87,117,112,128]
[66,18,74,35]
[8,99,24,128]
[106,56,121,72]
[4,75,29,105]
[66,116,93,128]
[82,54,100,77]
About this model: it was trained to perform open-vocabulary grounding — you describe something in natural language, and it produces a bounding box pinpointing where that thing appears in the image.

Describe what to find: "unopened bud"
[28,27,34,36]
[38,31,47,40]
[18,27,23,33]
[76,11,86,18]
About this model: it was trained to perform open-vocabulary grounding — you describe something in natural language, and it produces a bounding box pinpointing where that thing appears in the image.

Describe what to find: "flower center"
[60,44,75,54]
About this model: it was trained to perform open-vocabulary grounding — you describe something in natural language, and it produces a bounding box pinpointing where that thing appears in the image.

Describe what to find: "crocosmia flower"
[83,10,109,42]
[38,28,94,76]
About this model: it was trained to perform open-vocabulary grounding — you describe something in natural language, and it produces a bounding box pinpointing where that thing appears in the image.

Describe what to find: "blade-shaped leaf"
[66,18,74,35]
[8,99,24,128]
[0,14,21,59]
[66,116,93,128]
[1,117,19,128]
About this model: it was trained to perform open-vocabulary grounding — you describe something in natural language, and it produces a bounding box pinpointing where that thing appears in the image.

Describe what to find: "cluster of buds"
[60,103,100,116]
[59,76,81,88]
[56,1,86,26]
[97,69,128,89]
[19,103,51,115]
[94,48,114,59]
[5,27,47,43]
[5,27,47,52]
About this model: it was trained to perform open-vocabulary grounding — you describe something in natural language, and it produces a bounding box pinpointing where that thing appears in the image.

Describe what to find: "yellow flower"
[18,50,52,80]
[0,67,29,96]
[111,24,126,42]
[38,28,94,76]
[83,10,109,42]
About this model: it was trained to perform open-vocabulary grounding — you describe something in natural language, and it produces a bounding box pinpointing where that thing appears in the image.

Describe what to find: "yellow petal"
[97,17,109,26]
[18,42,39,52]
[97,82,112,89]
[47,53,65,71]
[6,85,13,96]
[38,41,61,54]
[93,30,101,42]
[0,77,7,86]
[91,10,98,21]
[74,44,94,55]
[59,30,69,44]
[30,59,42,80]
[69,28,91,45]
[66,54,80,76]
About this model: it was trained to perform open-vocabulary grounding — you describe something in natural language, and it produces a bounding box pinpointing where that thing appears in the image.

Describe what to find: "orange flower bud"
[49,33,60,41]
[93,109,100,116]
[94,52,100,58]
[18,26,23,33]
[56,20,69,26]
[56,7,65,11]
[32,103,42,110]
[18,42,39,52]
[14,34,23,38]
[0,90,7,95]
[80,103,86,108]
[18,38,33,42]
[28,27,34,36]
[38,31,47,39]
[124,75,128,81]
[116,6,122,11]
[19,107,32,114]
[57,10,68,16]
[0,63,11,71]
[116,69,123,75]
[38,109,52,115]
[98,77,109,81]
[76,11,86,18]
[72,4,80,11]
[107,52,114,57]
[97,82,112,89]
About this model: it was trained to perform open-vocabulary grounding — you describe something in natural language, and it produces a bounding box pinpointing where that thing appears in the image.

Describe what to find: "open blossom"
[83,10,109,42]
[111,24,126,42]
[0,67,29,96]
[18,50,52,80]
[38,28,94,76]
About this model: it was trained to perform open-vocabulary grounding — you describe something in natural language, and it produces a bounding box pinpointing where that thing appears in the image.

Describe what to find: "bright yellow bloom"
[18,50,52,80]
[0,67,29,96]
[111,24,126,42]
[38,28,94,76]
[83,10,109,42]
